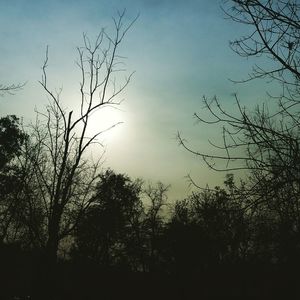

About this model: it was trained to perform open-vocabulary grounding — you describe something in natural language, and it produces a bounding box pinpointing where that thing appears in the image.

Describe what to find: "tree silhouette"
[174,5,300,296]
[0,115,28,244]
[72,170,144,270]
[143,182,169,272]
[0,115,26,169]
[167,176,248,272]
[224,0,300,90]
[178,0,300,210]
[19,11,138,266]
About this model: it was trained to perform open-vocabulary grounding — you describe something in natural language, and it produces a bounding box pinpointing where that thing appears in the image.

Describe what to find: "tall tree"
[23,11,138,264]
[178,0,300,266]
[178,0,300,200]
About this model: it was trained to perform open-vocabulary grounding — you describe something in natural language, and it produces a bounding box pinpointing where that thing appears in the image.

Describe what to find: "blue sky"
[0,0,275,200]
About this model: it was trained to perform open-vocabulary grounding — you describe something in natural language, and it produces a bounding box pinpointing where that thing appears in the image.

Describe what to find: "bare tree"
[224,0,300,90]
[22,11,138,264]
[178,0,300,225]
[178,0,300,182]
[178,95,300,174]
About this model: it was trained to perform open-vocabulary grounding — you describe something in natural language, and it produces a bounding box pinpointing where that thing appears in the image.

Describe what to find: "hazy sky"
[0,0,274,201]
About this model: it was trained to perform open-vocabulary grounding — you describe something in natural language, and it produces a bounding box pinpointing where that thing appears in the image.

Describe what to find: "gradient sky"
[0,0,275,201]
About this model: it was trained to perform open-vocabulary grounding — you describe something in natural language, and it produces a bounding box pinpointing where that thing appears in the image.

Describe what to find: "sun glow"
[86,106,126,144]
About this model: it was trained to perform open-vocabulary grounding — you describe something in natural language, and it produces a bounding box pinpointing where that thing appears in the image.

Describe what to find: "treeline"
[0,115,299,299]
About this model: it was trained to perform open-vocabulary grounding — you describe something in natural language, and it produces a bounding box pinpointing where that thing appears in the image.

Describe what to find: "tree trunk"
[39,210,61,298]
[46,212,61,264]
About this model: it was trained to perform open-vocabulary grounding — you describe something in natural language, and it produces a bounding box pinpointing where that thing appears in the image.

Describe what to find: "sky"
[0,0,275,201]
